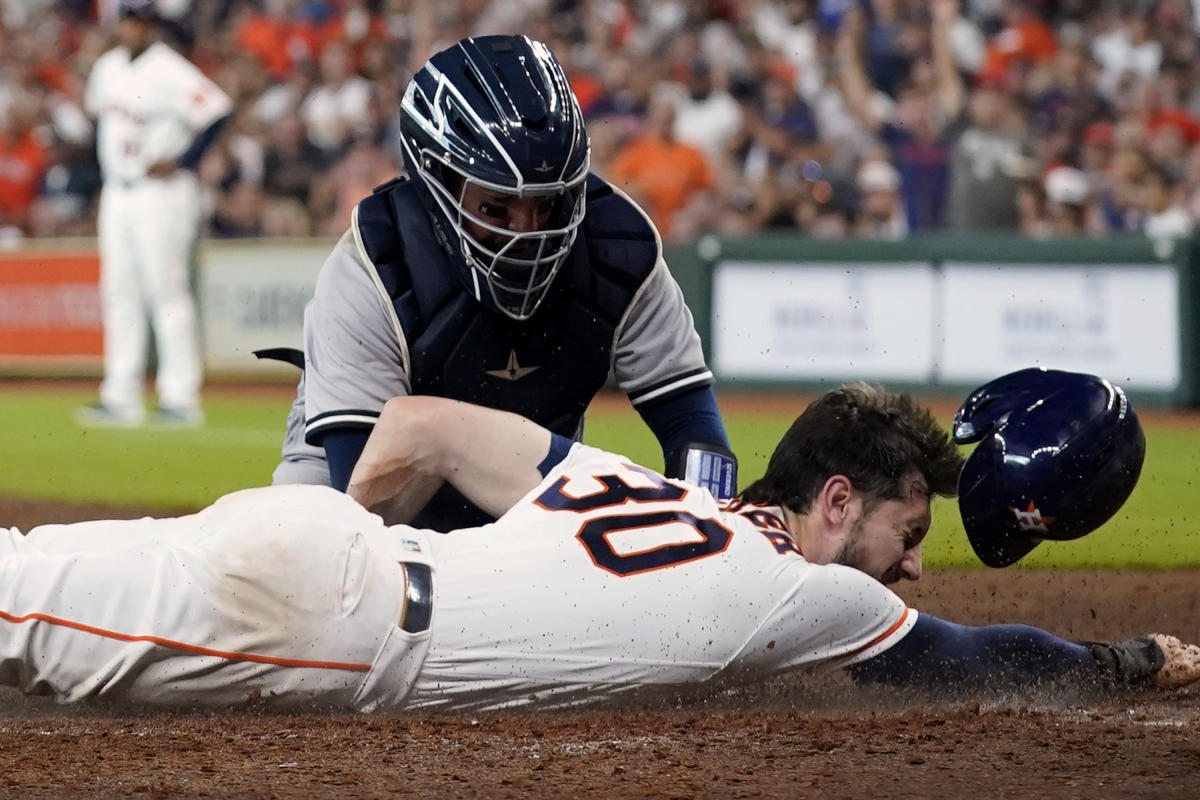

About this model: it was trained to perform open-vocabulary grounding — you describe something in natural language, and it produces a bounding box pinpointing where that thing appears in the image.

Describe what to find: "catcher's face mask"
[398,34,590,320]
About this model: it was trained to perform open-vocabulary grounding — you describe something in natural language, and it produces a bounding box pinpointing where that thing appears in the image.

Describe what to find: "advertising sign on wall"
[712,261,938,381]
[940,264,1180,390]
[198,243,327,373]
[0,250,102,362]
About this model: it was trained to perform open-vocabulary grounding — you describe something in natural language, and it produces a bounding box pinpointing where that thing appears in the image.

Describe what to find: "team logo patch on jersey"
[1011,500,1054,533]
[485,350,541,381]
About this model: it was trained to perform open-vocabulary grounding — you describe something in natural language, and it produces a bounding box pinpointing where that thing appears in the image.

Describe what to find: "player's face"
[835,478,932,586]
[458,181,556,246]
[116,17,154,53]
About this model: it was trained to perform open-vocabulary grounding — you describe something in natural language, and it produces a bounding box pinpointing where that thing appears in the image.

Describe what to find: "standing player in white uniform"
[2,379,1197,709]
[78,0,233,427]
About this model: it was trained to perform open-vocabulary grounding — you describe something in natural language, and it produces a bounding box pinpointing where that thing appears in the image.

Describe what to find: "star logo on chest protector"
[485,350,542,381]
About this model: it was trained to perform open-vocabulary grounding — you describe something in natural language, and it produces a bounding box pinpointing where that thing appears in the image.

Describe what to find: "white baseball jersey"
[86,41,232,183]
[407,442,916,710]
[0,444,914,711]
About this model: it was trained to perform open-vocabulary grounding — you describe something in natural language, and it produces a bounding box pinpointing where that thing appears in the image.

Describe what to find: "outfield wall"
[3,233,1198,404]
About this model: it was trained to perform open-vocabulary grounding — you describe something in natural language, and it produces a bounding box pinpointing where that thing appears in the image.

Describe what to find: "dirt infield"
[1,495,1198,799]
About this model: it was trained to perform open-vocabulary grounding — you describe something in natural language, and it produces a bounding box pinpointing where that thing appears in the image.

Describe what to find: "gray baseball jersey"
[273,198,713,486]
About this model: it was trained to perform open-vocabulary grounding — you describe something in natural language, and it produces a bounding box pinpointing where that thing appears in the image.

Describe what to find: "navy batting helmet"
[398,35,590,321]
[953,367,1146,568]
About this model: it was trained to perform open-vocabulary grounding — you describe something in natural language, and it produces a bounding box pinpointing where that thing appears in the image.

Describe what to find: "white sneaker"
[75,403,145,428]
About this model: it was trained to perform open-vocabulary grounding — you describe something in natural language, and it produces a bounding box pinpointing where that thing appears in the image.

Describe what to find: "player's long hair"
[739,383,963,513]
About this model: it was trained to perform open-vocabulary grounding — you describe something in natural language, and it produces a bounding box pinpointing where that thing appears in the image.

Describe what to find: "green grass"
[2,385,1197,568]
[1,387,287,509]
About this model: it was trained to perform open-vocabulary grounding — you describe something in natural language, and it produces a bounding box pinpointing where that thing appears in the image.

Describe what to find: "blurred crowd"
[3,0,1200,243]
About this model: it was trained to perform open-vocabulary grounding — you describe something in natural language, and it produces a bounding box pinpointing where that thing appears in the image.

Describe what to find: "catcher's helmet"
[953,367,1146,568]
[398,35,590,320]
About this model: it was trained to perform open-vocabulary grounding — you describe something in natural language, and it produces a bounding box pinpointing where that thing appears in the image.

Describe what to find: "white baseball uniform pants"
[96,172,204,414]
[0,486,431,710]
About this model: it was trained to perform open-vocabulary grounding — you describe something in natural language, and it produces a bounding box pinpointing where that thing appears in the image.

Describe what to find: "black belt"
[399,562,433,633]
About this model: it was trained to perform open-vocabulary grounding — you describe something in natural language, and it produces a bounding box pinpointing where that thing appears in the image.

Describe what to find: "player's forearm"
[344,406,444,521]
[846,613,1163,692]
[347,397,552,521]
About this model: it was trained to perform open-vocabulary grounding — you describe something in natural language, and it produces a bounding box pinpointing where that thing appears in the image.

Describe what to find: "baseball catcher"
[261,34,735,532]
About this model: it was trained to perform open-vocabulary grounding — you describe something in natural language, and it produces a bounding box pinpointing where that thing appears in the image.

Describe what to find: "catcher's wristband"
[667,443,738,500]
[1080,635,1166,688]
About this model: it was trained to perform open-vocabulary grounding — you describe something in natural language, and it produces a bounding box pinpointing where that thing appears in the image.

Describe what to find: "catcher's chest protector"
[356,176,659,438]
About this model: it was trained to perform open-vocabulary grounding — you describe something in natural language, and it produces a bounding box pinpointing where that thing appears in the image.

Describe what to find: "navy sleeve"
[847,612,1096,690]
[324,429,371,492]
[178,113,231,171]
[537,434,574,477]
[636,384,730,461]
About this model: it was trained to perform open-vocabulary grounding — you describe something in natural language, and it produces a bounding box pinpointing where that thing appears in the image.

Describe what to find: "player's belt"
[399,562,433,633]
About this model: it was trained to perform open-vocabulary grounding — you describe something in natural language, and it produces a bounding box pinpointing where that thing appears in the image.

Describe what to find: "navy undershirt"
[848,612,1096,689]
[636,384,729,475]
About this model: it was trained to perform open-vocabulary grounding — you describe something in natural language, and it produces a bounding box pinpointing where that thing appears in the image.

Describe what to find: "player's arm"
[174,112,231,171]
[346,396,568,522]
[155,50,234,175]
[930,0,966,120]
[611,250,737,498]
[847,613,1200,691]
[303,228,413,490]
[638,387,737,499]
[832,5,884,131]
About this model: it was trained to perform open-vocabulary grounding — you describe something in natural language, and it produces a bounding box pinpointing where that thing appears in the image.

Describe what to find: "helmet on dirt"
[398,35,590,320]
[953,367,1146,568]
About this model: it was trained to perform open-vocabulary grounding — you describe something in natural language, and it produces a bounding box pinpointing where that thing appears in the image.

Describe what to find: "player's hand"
[147,160,177,177]
[1152,633,1200,688]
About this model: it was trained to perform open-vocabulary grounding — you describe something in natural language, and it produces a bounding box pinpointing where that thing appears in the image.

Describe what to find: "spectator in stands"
[835,3,953,232]
[261,108,327,213]
[0,88,49,238]
[232,0,321,81]
[936,1,1038,232]
[1042,165,1090,236]
[1092,4,1163,98]
[854,158,908,239]
[1140,160,1194,237]
[7,0,1200,244]
[660,56,743,172]
[301,37,374,157]
[608,93,715,241]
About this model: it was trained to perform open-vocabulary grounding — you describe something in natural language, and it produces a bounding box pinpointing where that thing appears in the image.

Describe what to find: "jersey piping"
[606,182,714,405]
[608,182,665,374]
[628,366,716,406]
[0,608,371,672]
[350,204,412,386]
[305,409,382,440]
[829,607,919,667]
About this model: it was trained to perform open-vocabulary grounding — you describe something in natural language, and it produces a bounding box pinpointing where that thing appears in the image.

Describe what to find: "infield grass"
[2,383,1196,568]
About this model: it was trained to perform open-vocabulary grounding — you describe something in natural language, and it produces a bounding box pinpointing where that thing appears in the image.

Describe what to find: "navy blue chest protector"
[355,175,659,528]
[357,175,657,437]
